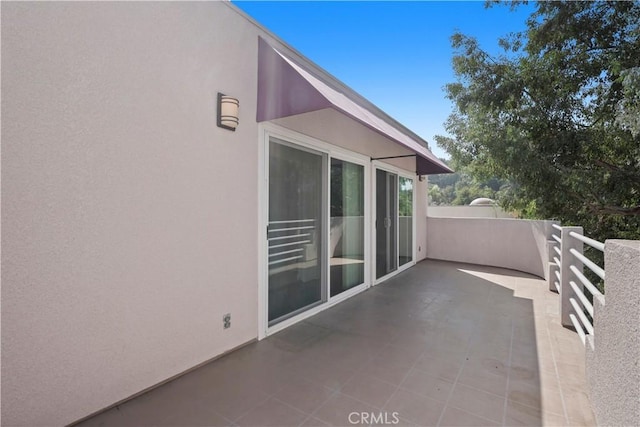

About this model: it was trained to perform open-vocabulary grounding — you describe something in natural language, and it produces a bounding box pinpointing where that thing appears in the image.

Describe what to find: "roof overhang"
[257,37,453,175]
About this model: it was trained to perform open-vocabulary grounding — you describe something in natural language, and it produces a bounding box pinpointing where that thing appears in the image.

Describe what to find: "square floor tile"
[341,373,398,409]
[120,387,217,426]
[358,357,414,386]
[300,416,330,426]
[166,403,233,426]
[400,369,454,403]
[374,343,425,367]
[413,354,463,382]
[272,376,335,414]
[235,397,308,427]
[457,365,508,398]
[504,400,543,426]
[313,392,378,426]
[198,383,270,421]
[509,362,541,385]
[291,359,358,391]
[507,380,543,409]
[439,406,500,427]
[383,387,445,426]
[448,383,506,423]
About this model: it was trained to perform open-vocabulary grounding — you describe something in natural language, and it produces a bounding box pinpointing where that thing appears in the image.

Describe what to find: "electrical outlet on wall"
[223,313,231,329]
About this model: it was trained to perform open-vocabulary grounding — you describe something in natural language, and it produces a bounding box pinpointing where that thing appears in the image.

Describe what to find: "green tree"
[428,159,510,206]
[436,1,640,241]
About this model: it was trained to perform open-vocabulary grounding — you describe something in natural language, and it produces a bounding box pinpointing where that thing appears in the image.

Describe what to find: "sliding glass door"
[268,139,327,324]
[376,170,398,279]
[376,169,414,280]
[399,177,413,267]
[330,159,365,297]
[267,136,368,326]
[266,131,419,328]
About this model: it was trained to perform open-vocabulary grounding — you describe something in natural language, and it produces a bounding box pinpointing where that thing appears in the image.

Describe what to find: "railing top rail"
[552,223,562,231]
[569,231,605,252]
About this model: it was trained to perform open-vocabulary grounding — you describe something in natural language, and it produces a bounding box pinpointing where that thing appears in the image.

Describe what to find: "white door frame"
[258,123,371,339]
[371,161,417,286]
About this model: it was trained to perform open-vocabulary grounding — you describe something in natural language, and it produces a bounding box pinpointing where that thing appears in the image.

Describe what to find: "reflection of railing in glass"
[329,216,365,296]
[399,177,413,267]
[268,219,316,267]
[267,218,322,323]
[268,139,325,324]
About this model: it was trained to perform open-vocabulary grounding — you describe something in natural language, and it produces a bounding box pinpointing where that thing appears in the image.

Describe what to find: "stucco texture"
[2,3,261,425]
[586,240,640,427]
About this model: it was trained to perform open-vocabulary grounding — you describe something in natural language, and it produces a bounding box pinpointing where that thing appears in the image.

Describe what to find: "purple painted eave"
[257,38,332,122]
[257,37,452,175]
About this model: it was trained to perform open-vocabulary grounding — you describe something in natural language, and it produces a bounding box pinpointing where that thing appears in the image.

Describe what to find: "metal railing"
[550,224,605,345]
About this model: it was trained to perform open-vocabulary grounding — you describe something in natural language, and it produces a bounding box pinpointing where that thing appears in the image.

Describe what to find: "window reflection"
[330,159,365,296]
[399,177,413,267]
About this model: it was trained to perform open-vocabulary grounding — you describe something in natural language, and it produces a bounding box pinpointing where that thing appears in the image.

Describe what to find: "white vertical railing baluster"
[550,224,562,293]
[548,241,559,292]
[560,226,584,328]
[552,224,605,344]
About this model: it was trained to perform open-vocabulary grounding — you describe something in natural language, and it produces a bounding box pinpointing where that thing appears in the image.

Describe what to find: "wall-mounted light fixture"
[217,93,239,131]
[418,175,426,182]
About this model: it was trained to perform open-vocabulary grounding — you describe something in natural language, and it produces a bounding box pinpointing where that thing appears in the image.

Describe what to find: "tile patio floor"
[78,259,596,427]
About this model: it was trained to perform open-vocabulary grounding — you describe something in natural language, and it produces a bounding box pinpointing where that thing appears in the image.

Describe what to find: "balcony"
[77,258,596,427]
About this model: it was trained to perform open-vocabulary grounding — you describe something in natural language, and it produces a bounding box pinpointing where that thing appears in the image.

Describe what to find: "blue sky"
[234,1,534,159]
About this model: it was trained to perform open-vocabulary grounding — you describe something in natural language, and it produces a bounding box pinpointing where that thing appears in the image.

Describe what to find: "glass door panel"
[330,159,365,297]
[399,177,413,267]
[376,169,397,279]
[268,139,326,324]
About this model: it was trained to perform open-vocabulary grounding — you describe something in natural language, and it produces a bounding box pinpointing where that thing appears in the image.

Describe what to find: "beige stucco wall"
[428,205,514,219]
[426,217,556,279]
[2,2,433,425]
[2,3,265,425]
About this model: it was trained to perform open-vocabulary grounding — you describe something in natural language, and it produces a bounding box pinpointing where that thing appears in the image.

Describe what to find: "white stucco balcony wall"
[426,217,557,279]
[428,205,514,219]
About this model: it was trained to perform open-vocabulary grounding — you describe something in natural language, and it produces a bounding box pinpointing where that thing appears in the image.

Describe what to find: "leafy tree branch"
[437,0,640,241]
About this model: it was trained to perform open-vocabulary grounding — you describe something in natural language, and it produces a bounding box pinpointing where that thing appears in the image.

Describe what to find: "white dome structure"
[470,197,496,206]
